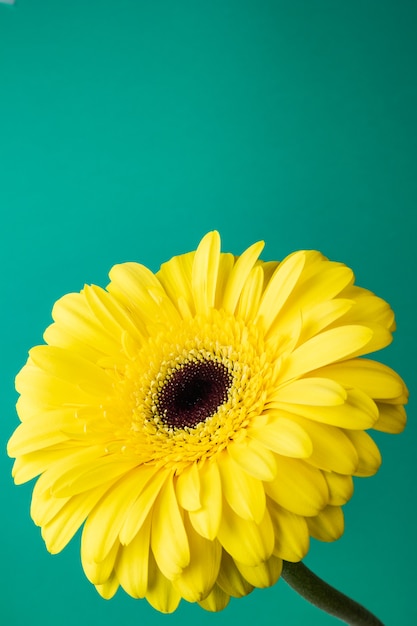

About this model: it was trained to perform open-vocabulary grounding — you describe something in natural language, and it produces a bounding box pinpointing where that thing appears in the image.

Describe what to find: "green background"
[1,1,415,624]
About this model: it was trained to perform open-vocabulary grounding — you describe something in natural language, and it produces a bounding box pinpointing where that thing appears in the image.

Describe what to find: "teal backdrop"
[0,1,415,624]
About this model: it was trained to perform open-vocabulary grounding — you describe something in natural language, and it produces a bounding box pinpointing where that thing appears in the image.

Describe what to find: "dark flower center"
[157,360,233,429]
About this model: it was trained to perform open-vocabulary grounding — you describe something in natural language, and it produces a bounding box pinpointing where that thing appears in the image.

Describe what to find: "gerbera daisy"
[8,231,407,614]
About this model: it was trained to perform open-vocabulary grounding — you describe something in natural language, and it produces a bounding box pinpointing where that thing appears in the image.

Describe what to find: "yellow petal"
[222,240,265,314]
[217,500,275,566]
[188,461,222,540]
[42,482,111,554]
[350,324,392,356]
[248,416,313,459]
[345,431,382,477]
[313,358,406,401]
[11,445,92,485]
[192,231,221,315]
[150,475,190,579]
[197,584,230,612]
[323,472,354,506]
[29,345,112,397]
[269,388,378,429]
[50,292,122,356]
[119,467,170,545]
[235,555,282,588]
[31,479,70,527]
[14,390,40,423]
[267,262,354,338]
[227,437,277,481]
[83,283,145,344]
[218,451,265,522]
[95,572,119,599]
[281,325,374,381]
[256,252,306,332]
[146,552,181,613]
[51,456,140,497]
[216,550,254,598]
[265,457,328,516]
[337,288,395,330]
[236,265,264,321]
[267,498,310,562]
[82,467,159,563]
[214,252,235,308]
[373,403,407,433]
[176,462,201,511]
[82,537,120,585]
[108,262,180,326]
[306,505,344,542]
[176,295,194,320]
[284,413,358,474]
[15,365,98,409]
[115,512,152,598]
[261,260,280,284]
[295,299,355,344]
[265,309,303,357]
[20,444,105,492]
[172,515,222,602]
[290,254,353,301]
[157,251,195,317]
[43,319,104,364]
[269,377,347,406]
[7,410,73,456]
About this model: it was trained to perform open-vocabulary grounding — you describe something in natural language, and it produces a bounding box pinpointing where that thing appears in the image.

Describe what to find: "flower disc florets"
[111,311,273,472]
[8,231,408,613]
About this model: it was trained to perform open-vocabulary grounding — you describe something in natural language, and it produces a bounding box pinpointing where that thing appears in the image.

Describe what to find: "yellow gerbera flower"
[8,231,407,613]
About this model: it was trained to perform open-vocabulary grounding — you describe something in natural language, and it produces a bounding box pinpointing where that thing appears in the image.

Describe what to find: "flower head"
[8,231,407,612]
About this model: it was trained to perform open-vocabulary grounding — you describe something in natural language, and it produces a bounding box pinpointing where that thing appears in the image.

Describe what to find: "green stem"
[281,561,384,626]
